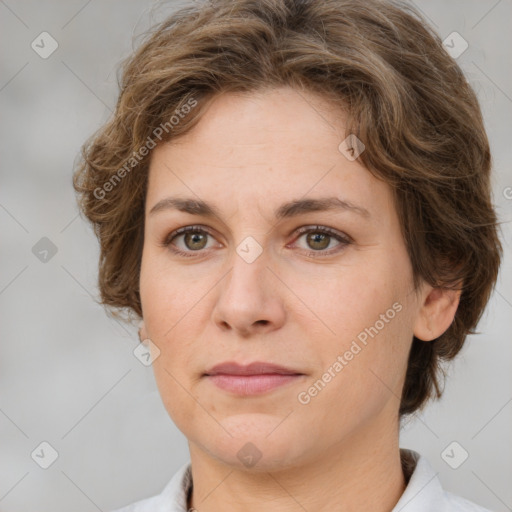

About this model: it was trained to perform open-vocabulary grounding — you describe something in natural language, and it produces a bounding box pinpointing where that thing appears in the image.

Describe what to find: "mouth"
[204,361,305,395]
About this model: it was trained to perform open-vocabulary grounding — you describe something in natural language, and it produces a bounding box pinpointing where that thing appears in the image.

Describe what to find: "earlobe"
[413,285,462,342]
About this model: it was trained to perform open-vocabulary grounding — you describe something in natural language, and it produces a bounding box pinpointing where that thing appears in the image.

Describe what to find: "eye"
[291,225,351,256]
[161,224,351,258]
[162,225,218,257]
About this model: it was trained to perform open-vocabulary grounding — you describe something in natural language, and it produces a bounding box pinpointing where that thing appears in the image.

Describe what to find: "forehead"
[162,87,342,159]
[146,87,393,223]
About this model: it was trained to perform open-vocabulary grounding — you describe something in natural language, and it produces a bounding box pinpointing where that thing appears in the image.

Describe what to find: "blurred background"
[1,0,511,510]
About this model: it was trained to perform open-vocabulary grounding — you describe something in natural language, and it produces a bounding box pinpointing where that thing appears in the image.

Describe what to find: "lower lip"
[206,374,303,395]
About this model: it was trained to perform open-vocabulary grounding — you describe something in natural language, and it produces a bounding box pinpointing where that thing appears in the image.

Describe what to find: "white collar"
[112,448,491,511]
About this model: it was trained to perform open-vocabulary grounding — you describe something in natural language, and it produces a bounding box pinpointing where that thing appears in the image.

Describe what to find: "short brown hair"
[73,0,503,416]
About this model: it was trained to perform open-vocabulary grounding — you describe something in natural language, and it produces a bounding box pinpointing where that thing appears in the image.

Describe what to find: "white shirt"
[110,449,493,511]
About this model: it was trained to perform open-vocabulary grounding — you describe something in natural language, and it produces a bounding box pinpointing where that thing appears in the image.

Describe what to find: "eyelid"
[291,225,352,243]
[162,224,217,246]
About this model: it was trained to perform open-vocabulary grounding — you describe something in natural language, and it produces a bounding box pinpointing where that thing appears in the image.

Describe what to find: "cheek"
[296,306,412,443]
[139,253,219,380]
[286,257,399,342]
[140,252,199,337]
[151,360,204,442]
[293,259,412,403]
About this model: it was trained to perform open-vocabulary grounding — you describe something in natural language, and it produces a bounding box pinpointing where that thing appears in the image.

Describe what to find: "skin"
[139,86,461,512]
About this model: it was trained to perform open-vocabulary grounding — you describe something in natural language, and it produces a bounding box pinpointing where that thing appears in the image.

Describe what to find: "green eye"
[293,225,351,256]
[163,224,351,258]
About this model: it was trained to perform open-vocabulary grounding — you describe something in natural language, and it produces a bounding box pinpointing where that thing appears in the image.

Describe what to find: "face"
[139,86,425,471]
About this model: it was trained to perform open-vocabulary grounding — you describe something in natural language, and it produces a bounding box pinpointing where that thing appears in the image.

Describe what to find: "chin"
[194,417,311,472]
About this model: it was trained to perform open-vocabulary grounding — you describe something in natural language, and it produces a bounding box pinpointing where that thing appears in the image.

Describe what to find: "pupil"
[308,233,329,250]
[186,232,206,250]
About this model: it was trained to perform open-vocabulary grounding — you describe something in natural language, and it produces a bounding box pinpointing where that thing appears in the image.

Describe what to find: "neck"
[186,416,406,512]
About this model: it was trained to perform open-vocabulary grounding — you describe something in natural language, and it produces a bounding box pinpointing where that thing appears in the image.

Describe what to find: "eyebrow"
[149,196,371,220]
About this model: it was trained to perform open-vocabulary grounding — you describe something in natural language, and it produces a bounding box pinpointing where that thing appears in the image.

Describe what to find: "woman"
[73,0,502,510]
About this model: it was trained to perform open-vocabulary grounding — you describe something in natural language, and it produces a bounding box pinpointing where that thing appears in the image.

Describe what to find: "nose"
[211,248,286,337]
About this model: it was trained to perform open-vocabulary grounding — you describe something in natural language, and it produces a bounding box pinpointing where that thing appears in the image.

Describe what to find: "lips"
[204,361,303,376]
[204,361,304,395]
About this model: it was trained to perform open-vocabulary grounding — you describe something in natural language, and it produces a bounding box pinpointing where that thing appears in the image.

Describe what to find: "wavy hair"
[73,0,503,416]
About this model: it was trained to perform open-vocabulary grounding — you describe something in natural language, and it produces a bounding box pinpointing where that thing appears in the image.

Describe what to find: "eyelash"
[161,224,352,258]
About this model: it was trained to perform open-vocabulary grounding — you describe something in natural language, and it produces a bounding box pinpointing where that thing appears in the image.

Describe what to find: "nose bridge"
[212,238,285,334]
[224,217,272,291]
[224,239,271,307]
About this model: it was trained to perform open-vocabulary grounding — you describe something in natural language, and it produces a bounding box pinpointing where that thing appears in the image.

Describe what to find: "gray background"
[1,0,511,511]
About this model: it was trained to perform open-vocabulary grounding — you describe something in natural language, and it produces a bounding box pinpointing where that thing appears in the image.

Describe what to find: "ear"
[413,284,462,342]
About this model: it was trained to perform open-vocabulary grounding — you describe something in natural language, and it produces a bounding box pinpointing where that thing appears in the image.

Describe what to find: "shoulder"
[395,449,494,512]
[109,461,192,512]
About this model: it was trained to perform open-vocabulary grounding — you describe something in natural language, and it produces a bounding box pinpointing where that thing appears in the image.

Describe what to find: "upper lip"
[204,361,303,376]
